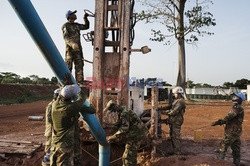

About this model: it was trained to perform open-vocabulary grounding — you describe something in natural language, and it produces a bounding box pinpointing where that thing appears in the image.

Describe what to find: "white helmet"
[54,88,61,94]
[172,86,184,95]
[60,84,81,99]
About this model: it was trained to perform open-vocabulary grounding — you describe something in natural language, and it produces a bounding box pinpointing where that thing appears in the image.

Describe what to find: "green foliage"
[137,0,216,44]
[51,77,58,84]
[0,72,57,85]
[186,80,213,88]
[186,80,194,88]
[187,78,249,89]
[223,82,234,89]
[222,79,249,89]
[234,78,249,89]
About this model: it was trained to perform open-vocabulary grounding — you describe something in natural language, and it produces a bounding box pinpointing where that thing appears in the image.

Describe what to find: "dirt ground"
[0,100,250,166]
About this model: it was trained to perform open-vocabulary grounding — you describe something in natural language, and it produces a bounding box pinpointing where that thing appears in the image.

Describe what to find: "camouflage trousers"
[44,124,52,154]
[50,146,74,166]
[74,122,81,166]
[122,141,140,166]
[45,136,52,154]
[169,123,182,154]
[217,134,241,166]
[65,50,84,84]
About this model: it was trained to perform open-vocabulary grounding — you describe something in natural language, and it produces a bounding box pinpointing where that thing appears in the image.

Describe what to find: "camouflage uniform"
[44,101,53,154]
[166,98,186,154]
[73,114,81,166]
[62,17,89,84]
[50,92,95,166]
[109,107,148,166]
[214,104,244,166]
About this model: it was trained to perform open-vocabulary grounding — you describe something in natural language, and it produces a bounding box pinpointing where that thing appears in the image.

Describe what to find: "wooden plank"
[0,141,41,156]
[0,139,33,144]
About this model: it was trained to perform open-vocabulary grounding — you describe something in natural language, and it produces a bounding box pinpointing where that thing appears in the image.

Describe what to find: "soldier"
[211,92,246,166]
[62,10,90,85]
[50,83,95,166]
[42,88,60,165]
[159,86,186,155]
[104,100,148,166]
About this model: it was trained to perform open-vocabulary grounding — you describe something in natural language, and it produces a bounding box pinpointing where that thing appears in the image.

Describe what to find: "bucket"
[194,129,202,142]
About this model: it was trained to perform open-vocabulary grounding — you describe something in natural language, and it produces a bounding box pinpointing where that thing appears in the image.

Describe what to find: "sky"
[0,0,250,86]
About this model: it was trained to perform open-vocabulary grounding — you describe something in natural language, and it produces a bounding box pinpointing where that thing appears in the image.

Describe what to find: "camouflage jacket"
[51,92,95,148]
[111,107,148,142]
[168,98,186,125]
[221,104,244,136]
[62,17,89,51]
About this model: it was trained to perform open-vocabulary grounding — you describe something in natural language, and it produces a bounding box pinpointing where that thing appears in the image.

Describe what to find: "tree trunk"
[176,38,186,89]
[176,0,188,99]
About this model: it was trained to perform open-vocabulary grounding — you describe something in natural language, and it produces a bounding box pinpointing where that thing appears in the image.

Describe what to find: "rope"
[110,156,122,164]
[110,145,149,164]
[80,146,98,161]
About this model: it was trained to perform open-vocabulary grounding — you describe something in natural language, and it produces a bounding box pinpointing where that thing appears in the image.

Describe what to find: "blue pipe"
[7,0,110,165]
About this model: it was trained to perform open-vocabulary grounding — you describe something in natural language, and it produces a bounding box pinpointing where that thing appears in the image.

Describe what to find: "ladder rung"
[108,5,118,11]
[104,52,120,56]
[104,89,120,94]
[105,40,120,46]
[104,27,120,31]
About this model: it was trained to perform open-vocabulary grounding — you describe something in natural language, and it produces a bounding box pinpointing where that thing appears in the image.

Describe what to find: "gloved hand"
[107,135,116,144]
[166,110,172,116]
[211,121,218,126]
[211,119,223,126]
[71,43,79,51]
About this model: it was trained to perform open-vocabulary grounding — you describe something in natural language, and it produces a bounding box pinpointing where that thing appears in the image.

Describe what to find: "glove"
[211,121,218,126]
[107,136,116,143]
[211,119,223,126]
[72,43,80,51]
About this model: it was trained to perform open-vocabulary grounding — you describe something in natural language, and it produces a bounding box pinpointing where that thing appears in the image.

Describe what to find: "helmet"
[233,92,246,101]
[53,88,60,100]
[54,88,60,94]
[104,100,117,112]
[60,84,81,99]
[172,86,184,94]
[65,10,77,19]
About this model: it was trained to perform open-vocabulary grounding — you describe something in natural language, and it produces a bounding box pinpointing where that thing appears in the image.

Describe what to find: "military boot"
[215,150,225,160]
[233,158,240,166]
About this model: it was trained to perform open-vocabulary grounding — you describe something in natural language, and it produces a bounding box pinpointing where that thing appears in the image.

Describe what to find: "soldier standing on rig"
[62,10,90,85]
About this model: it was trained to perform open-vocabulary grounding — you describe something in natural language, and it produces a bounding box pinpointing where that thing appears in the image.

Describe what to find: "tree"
[234,78,249,89]
[137,0,216,93]
[51,77,58,85]
[0,72,21,83]
[29,75,39,84]
[223,82,234,89]
[186,80,194,88]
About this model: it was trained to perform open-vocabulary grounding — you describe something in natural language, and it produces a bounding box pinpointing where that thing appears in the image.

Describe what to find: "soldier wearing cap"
[42,88,60,166]
[50,84,95,166]
[105,100,148,166]
[211,92,246,166]
[62,10,90,85]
